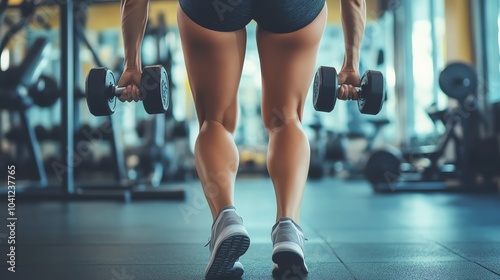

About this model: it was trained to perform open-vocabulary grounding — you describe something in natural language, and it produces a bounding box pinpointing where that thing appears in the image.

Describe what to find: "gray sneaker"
[205,206,250,279]
[271,218,308,277]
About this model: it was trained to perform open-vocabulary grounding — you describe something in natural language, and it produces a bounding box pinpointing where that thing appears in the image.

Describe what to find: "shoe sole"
[205,234,250,279]
[272,251,308,278]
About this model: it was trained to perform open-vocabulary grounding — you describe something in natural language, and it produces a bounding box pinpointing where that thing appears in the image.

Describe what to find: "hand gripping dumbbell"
[313,66,386,115]
[85,65,169,116]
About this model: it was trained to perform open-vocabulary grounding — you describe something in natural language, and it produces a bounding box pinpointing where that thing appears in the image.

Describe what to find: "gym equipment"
[28,75,60,108]
[364,113,463,192]
[324,130,345,162]
[34,125,50,142]
[0,36,51,184]
[364,147,403,188]
[338,119,391,180]
[135,120,148,138]
[308,119,326,179]
[468,137,500,178]
[85,65,169,116]
[0,1,184,202]
[313,66,386,115]
[494,102,500,134]
[142,12,176,118]
[306,116,391,180]
[5,125,25,142]
[439,62,478,102]
[130,118,194,184]
[3,36,49,86]
[364,62,497,193]
[0,0,37,55]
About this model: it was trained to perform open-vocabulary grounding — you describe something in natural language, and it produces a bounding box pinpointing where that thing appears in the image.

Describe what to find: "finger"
[337,85,344,100]
[118,87,128,102]
[339,85,348,100]
[344,85,350,100]
[132,86,140,102]
[348,85,354,100]
[126,85,133,102]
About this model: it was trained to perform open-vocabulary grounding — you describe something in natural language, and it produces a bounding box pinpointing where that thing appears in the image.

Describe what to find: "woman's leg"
[257,5,327,224]
[177,7,246,220]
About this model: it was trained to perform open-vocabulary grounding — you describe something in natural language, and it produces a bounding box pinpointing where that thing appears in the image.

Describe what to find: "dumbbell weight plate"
[359,70,385,115]
[313,66,337,112]
[141,66,169,114]
[29,75,60,108]
[439,62,477,102]
[364,147,402,192]
[86,68,117,116]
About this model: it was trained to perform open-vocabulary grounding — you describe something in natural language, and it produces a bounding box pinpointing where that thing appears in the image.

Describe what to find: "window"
[497,4,500,101]
[411,0,446,137]
[484,0,500,103]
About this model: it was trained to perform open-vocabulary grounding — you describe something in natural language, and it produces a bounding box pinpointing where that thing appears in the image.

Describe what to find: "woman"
[118,0,366,278]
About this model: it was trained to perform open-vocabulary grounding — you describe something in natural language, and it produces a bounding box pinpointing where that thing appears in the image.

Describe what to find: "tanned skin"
[118,0,366,222]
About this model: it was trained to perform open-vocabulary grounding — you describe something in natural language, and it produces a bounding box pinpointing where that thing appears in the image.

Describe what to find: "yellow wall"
[327,0,379,23]
[443,0,474,63]
[39,2,179,30]
[87,2,180,29]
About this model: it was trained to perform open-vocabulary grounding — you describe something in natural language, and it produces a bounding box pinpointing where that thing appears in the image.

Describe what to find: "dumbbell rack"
[1,1,185,202]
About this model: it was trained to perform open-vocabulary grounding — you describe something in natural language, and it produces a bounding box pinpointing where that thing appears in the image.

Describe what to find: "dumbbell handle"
[337,85,363,97]
[109,86,126,97]
[338,85,362,92]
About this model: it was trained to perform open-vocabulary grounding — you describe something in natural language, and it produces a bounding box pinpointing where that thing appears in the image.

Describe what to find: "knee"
[221,118,237,135]
[200,118,237,135]
[263,106,302,134]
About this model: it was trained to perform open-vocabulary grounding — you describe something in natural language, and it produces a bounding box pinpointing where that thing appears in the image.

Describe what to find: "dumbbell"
[28,75,60,108]
[85,65,169,116]
[438,62,477,102]
[313,66,386,115]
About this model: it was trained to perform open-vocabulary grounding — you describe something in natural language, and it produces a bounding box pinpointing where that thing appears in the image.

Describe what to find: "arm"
[118,0,149,101]
[340,0,366,71]
[338,0,366,100]
[121,0,149,71]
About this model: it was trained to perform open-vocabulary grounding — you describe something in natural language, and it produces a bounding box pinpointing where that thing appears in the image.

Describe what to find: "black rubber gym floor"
[1,178,500,280]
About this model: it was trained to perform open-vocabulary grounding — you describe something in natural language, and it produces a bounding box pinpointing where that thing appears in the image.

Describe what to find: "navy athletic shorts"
[178,0,326,33]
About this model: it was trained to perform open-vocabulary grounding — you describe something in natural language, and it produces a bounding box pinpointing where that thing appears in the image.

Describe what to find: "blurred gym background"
[0,0,500,279]
[1,0,499,189]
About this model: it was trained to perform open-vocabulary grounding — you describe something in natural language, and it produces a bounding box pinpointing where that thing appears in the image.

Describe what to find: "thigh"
[177,6,247,133]
[256,4,327,129]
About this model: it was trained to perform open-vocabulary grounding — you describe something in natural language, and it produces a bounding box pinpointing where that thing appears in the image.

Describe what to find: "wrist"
[124,66,142,72]
[342,58,359,72]
[124,59,142,72]
[343,48,360,69]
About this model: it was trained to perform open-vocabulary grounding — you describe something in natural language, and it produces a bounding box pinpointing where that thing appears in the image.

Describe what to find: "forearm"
[121,0,149,71]
[340,0,366,70]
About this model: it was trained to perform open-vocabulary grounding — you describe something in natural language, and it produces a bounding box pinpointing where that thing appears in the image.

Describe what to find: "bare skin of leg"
[177,7,246,220]
[257,5,327,224]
